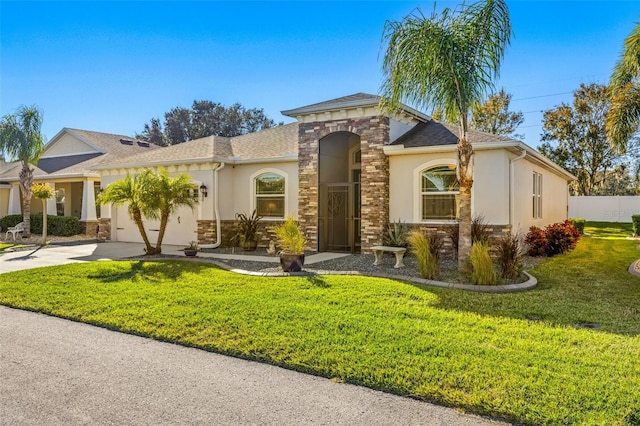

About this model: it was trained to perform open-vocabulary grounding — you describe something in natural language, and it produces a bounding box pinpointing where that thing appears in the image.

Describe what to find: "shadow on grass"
[87,260,216,283]
[304,274,329,288]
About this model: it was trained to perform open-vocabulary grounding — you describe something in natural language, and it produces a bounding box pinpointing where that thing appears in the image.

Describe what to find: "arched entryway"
[318,131,361,253]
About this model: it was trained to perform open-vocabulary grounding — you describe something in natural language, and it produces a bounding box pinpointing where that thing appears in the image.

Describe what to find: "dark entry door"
[319,181,361,253]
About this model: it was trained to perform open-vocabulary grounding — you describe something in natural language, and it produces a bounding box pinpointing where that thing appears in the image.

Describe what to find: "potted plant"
[184,241,199,257]
[273,215,307,272]
[233,210,263,251]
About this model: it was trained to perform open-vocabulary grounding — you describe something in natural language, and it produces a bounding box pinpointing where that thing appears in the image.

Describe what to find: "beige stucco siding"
[0,187,9,218]
[225,161,299,221]
[42,133,99,157]
[389,149,510,225]
[512,158,569,232]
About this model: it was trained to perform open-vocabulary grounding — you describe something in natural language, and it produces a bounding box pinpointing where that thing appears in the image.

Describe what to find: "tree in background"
[97,168,197,255]
[539,83,639,195]
[470,88,524,139]
[607,23,640,153]
[0,105,46,237]
[379,0,512,269]
[137,100,280,146]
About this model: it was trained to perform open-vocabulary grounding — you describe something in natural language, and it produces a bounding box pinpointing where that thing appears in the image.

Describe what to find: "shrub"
[444,223,459,257]
[570,218,586,235]
[633,214,640,236]
[383,220,408,247]
[524,226,547,256]
[273,215,307,254]
[525,220,580,257]
[470,242,497,285]
[408,231,439,280]
[427,233,443,264]
[0,214,81,237]
[496,232,522,280]
[472,214,492,244]
[544,220,580,256]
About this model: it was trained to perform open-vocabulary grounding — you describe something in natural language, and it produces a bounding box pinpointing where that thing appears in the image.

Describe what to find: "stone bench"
[371,245,407,268]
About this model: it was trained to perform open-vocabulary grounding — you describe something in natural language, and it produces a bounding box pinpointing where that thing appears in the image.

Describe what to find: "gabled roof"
[391,121,516,148]
[0,128,159,181]
[90,123,299,169]
[281,92,430,122]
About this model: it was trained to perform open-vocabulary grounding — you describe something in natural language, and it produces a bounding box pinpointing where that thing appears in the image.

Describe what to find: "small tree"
[31,183,54,244]
[97,168,198,255]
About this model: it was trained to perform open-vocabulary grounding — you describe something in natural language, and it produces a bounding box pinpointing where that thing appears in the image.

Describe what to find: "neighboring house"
[0,128,158,233]
[90,93,575,251]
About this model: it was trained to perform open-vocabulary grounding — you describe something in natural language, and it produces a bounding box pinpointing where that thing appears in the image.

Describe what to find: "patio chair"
[5,222,24,240]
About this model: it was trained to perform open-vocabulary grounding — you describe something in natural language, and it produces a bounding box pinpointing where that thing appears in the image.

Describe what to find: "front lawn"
[0,223,639,424]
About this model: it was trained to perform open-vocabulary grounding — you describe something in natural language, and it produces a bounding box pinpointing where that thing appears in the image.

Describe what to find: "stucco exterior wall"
[512,157,569,232]
[0,187,9,218]
[389,149,510,225]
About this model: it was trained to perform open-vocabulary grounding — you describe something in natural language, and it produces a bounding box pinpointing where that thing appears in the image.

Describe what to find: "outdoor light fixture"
[199,183,208,200]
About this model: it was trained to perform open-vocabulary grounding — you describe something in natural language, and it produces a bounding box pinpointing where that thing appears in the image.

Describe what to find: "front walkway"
[0,241,349,274]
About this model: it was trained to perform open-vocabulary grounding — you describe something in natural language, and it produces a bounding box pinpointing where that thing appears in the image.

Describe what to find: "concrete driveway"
[0,242,184,274]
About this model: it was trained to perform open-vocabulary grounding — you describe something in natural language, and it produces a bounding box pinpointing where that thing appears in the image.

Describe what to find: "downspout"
[509,147,527,228]
[199,162,225,249]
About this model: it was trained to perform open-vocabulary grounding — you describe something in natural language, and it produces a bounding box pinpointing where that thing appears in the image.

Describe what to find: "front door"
[319,180,361,253]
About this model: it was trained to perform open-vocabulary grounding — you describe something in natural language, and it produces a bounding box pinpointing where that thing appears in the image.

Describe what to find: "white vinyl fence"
[569,196,640,222]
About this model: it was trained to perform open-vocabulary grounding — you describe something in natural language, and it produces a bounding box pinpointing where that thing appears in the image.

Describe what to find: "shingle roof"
[391,121,517,148]
[0,128,160,180]
[91,123,300,169]
[281,93,380,116]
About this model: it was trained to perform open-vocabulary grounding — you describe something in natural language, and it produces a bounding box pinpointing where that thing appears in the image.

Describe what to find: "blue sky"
[1,1,639,148]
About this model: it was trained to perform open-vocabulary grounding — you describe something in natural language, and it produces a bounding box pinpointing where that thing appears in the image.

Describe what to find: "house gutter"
[509,148,527,228]
[199,162,225,249]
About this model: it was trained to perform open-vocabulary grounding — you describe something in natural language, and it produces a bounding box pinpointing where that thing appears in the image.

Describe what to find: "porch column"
[81,180,97,221]
[8,184,21,215]
[46,183,57,216]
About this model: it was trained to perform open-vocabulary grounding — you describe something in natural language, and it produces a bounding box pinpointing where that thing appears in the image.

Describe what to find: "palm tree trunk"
[19,164,33,237]
[154,211,169,255]
[457,137,474,270]
[132,208,155,254]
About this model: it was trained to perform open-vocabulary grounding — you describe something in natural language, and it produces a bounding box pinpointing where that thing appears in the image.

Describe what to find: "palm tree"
[0,105,46,238]
[97,168,197,255]
[379,0,511,268]
[607,23,640,153]
[145,168,198,253]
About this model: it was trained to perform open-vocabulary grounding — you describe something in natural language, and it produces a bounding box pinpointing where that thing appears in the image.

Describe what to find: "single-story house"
[87,93,575,251]
[0,128,158,234]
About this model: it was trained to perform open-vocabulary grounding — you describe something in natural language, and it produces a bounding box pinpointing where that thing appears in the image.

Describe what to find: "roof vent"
[137,141,150,148]
[119,139,134,145]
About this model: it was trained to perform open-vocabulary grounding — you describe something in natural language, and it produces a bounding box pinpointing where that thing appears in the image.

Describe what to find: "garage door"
[114,204,199,246]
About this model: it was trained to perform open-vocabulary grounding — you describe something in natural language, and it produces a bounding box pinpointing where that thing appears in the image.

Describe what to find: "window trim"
[250,168,288,220]
[413,160,460,223]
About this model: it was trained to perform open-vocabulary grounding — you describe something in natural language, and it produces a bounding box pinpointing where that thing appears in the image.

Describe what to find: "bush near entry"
[0,214,81,237]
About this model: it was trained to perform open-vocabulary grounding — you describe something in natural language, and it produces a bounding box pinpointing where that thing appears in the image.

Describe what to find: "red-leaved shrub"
[525,220,580,257]
[524,226,547,256]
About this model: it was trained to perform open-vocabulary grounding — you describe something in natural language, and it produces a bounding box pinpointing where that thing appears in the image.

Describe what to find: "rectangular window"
[422,194,459,220]
[255,173,285,218]
[533,172,542,219]
[55,189,65,216]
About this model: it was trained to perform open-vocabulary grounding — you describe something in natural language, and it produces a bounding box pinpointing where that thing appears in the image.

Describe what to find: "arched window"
[421,166,459,220]
[255,172,285,218]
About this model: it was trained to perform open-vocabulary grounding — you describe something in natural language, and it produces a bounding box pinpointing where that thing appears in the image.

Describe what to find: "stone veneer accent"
[298,117,390,252]
[406,223,513,258]
[198,219,285,248]
[81,220,100,236]
[98,218,111,241]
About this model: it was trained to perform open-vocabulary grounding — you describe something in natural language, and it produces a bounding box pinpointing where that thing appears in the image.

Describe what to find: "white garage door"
[114,204,199,246]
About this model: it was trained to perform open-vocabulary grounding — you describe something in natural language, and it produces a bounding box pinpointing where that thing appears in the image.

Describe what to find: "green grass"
[584,221,634,239]
[0,223,639,424]
[0,243,17,252]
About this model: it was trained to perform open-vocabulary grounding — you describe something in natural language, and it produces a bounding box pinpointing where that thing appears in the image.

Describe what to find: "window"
[55,188,65,216]
[255,172,285,218]
[533,172,542,219]
[421,166,459,220]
